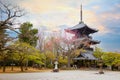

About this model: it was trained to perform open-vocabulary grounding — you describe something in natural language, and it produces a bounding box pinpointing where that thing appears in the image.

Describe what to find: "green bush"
[47,64,54,69]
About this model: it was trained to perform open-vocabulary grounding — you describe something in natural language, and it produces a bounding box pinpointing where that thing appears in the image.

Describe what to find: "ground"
[0,70,120,80]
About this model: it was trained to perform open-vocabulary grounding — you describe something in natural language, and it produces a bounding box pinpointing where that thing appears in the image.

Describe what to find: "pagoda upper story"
[65,5,100,49]
[66,22,98,38]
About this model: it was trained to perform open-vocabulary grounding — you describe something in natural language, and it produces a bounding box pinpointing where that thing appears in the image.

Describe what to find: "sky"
[1,0,120,52]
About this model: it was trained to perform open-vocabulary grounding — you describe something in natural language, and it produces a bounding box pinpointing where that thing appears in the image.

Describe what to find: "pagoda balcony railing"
[73,36,89,42]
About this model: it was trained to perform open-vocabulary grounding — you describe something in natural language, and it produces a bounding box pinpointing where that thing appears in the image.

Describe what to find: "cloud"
[20,0,59,14]
[19,0,95,14]
[21,4,108,34]
[98,4,120,34]
[2,0,117,34]
[92,5,100,10]
[82,10,109,34]
[101,12,120,21]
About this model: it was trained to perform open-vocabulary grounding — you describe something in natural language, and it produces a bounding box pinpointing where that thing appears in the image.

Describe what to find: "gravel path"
[0,70,120,80]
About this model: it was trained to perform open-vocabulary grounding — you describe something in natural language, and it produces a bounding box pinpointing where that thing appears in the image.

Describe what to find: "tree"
[37,29,45,52]
[11,41,37,72]
[28,52,45,69]
[45,51,55,68]
[58,56,68,68]
[94,47,104,59]
[43,33,62,68]
[18,22,38,70]
[60,36,77,68]
[0,47,13,72]
[102,52,120,70]
[19,22,38,47]
[44,31,80,68]
[0,1,25,35]
[102,52,115,66]
[94,47,104,74]
[0,1,25,72]
[113,53,120,67]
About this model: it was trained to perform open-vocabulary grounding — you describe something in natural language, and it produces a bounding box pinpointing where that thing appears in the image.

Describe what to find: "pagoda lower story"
[73,50,98,68]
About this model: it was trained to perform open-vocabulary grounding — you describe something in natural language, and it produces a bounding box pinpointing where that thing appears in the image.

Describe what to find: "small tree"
[45,51,55,68]
[113,53,120,67]
[103,52,120,70]
[113,53,120,70]
[61,36,77,68]
[0,48,13,72]
[11,42,37,72]
[28,52,45,69]
[102,52,115,69]
[94,47,104,74]
[58,56,68,68]
[94,47,104,59]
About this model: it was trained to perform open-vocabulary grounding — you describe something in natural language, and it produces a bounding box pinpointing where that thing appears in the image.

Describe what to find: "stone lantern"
[53,60,59,72]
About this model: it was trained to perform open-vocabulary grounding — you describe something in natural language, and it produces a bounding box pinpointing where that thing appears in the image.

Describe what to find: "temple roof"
[66,22,98,35]
[73,51,97,60]
[69,22,86,30]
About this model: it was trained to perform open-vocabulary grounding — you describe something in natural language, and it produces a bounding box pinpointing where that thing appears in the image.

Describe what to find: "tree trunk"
[3,63,6,72]
[11,65,14,71]
[20,62,24,72]
[0,65,1,69]
[25,60,28,70]
[111,65,114,71]
[3,61,6,72]
[67,55,71,68]
[11,60,14,71]
[21,65,23,72]
[99,62,104,74]
[44,57,47,68]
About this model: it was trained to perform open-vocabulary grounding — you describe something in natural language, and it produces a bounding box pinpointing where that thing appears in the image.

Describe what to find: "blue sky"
[2,0,120,52]
[91,0,120,52]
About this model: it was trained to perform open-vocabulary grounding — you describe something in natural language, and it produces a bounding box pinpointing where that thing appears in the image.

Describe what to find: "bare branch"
[0,1,25,27]
[8,26,20,34]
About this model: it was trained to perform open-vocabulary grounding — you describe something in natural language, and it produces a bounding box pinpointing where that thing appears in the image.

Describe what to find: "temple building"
[65,5,100,68]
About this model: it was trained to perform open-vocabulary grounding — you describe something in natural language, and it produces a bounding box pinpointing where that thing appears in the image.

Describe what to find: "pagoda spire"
[79,4,83,23]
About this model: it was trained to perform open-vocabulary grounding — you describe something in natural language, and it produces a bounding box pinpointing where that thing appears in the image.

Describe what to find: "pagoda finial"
[79,4,83,23]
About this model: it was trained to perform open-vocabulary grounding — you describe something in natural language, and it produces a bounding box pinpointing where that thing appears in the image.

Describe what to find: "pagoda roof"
[73,51,97,60]
[68,22,86,30]
[89,39,100,44]
[81,52,97,60]
[66,22,98,34]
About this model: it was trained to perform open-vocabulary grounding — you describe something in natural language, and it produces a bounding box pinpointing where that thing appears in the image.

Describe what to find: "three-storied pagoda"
[65,5,100,68]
